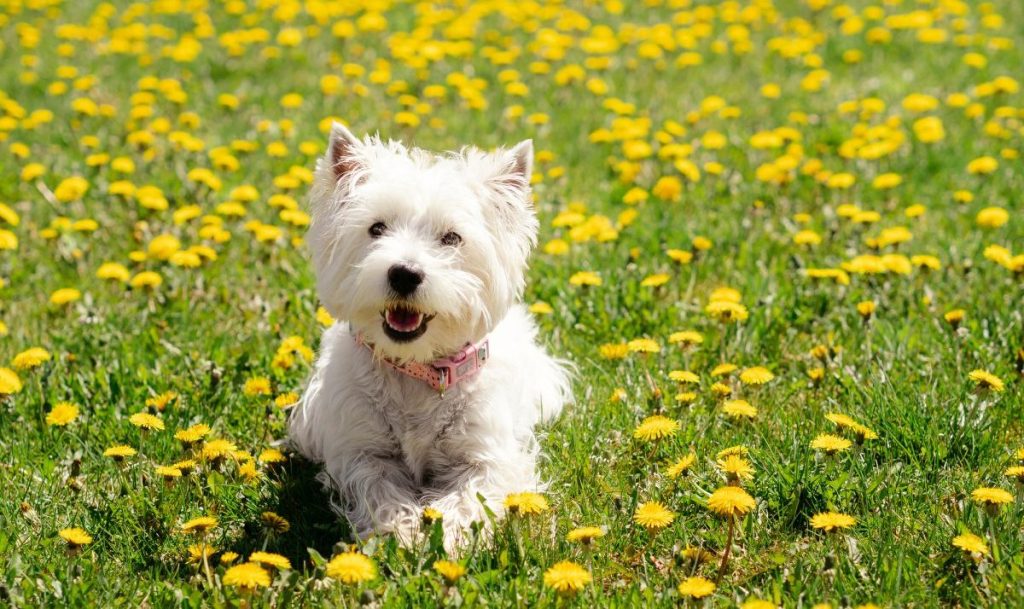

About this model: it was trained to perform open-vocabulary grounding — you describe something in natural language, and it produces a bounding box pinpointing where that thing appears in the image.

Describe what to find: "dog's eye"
[440,231,462,247]
[368,222,387,238]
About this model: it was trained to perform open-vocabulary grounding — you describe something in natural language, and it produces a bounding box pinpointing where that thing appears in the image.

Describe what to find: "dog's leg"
[424,444,540,553]
[290,359,423,546]
[325,450,422,545]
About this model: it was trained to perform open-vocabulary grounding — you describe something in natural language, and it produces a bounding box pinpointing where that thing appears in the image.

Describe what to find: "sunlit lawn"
[1,0,1023,606]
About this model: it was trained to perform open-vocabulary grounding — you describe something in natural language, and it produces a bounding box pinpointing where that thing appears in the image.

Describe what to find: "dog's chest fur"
[376,377,474,486]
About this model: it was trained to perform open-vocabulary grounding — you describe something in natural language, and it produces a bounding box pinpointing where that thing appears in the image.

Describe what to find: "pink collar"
[355,334,490,395]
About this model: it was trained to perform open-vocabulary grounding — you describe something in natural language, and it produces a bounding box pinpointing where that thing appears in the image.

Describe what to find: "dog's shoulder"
[487,304,539,347]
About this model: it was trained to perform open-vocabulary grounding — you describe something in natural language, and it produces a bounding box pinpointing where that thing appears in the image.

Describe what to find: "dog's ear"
[327,121,361,182]
[476,139,540,306]
[487,139,533,203]
[485,139,536,229]
[506,139,533,190]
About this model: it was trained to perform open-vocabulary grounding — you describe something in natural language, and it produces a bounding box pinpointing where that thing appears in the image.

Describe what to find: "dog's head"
[307,122,538,362]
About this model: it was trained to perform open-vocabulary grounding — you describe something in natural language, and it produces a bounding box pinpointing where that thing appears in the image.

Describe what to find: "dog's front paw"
[428,494,495,554]
[377,507,423,547]
[350,503,423,547]
[385,520,422,547]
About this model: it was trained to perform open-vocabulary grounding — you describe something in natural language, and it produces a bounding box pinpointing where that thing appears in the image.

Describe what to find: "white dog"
[289,122,572,551]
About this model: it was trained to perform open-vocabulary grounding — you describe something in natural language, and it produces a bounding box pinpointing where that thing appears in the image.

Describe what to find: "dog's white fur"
[289,123,571,551]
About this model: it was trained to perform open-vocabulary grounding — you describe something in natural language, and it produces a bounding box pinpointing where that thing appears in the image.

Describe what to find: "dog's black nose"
[388,264,424,296]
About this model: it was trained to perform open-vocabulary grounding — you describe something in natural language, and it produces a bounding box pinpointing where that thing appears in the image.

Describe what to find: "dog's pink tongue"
[386,309,423,332]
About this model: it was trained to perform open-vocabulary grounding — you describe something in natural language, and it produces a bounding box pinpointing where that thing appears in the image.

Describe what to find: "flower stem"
[987,515,1001,563]
[716,516,736,583]
[202,545,213,588]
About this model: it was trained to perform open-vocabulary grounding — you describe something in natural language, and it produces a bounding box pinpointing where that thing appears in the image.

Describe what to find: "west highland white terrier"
[289,122,572,551]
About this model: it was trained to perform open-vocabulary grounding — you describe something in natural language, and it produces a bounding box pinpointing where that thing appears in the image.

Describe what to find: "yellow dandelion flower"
[46,402,79,426]
[129,412,165,431]
[824,413,878,442]
[274,392,299,408]
[952,532,989,557]
[641,273,670,288]
[633,415,679,441]
[243,376,272,396]
[968,370,1004,392]
[668,330,703,346]
[172,459,197,473]
[722,399,758,420]
[326,552,377,584]
[707,486,756,518]
[187,543,216,564]
[174,424,210,444]
[130,271,163,289]
[223,562,271,590]
[626,338,660,353]
[13,347,51,371]
[599,343,629,359]
[739,366,774,385]
[633,501,675,531]
[675,391,698,404]
[857,301,876,318]
[504,492,549,515]
[218,552,239,566]
[433,560,467,584]
[976,207,1009,229]
[422,507,443,525]
[967,156,998,175]
[666,453,697,478]
[705,300,749,323]
[59,527,93,548]
[0,368,23,395]
[711,363,738,377]
[238,459,261,482]
[810,511,856,532]
[260,512,290,534]
[569,271,602,287]
[971,487,1013,510]
[667,249,694,264]
[50,288,81,306]
[811,434,852,454]
[201,439,238,461]
[249,551,291,570]
[315,306,335,327]
[717,445,748,459]
[529,301,554,315]
[180,516,218,534]
[944,309,965,326]
[668,370,699,384]
[155,465,182,480]
[566,526,605,544]
[677,576,716,599]
[718,454,755,482]
[103,445,137,461]
[145,391,177,411]
[258,448,287,464]
[794,229,822,246]
[543,561,592,596]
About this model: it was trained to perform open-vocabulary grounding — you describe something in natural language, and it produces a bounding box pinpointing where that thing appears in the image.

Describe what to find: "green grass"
[1,0,1024,606]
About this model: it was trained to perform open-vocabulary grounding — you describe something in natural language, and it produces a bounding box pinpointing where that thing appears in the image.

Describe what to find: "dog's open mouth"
[382,305,434,342]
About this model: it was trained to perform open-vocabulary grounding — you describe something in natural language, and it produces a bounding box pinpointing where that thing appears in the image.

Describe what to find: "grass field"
[2,0,1024,606]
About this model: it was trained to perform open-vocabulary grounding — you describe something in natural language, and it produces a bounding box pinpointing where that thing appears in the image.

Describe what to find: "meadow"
[1,0,1023,606]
